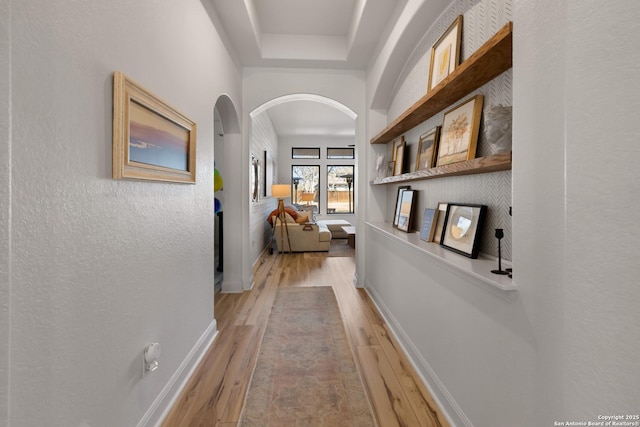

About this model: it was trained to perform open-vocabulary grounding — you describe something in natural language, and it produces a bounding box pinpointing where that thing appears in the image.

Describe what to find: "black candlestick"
[491,228,509,275]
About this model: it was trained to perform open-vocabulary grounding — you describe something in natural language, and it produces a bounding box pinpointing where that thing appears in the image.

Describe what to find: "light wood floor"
[162,246,450,427]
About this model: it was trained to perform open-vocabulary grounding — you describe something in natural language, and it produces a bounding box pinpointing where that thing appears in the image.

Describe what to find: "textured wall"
[4,0,241,426]
[386,0,513,260]
[250,112,279,263]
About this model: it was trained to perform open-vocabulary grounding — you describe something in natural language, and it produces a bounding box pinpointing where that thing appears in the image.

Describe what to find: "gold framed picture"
[427,15,463,93]
[415,126,441,171]
[390,135,405,175]
[436,95,484,167]
[112,71,197,183]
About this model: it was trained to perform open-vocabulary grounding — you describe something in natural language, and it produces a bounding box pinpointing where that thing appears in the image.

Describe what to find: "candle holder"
[491,228,509,275]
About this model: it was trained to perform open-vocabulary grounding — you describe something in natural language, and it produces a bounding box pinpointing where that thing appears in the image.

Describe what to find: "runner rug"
[240,286,374,426]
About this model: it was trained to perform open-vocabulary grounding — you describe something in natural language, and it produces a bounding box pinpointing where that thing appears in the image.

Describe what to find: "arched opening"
[213,95,242,294]
[247,94,357,266]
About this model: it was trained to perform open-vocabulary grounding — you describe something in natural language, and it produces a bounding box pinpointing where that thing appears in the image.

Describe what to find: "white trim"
[136,320,218,427]
[249,93,358,120]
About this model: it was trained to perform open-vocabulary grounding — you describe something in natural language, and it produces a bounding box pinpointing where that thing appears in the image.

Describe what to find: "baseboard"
[136,320,218,427]
[222,280,244,293]
[364,283,471,427]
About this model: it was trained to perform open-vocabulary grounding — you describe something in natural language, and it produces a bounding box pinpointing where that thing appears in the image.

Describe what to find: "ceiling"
[208,0,403,70]
[206,0,419,138]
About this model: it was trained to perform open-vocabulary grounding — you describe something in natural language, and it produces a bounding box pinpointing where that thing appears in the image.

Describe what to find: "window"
[292,147,320,159]
[326,165,354,214]
[291,165,320,211]
[327,147,355,159]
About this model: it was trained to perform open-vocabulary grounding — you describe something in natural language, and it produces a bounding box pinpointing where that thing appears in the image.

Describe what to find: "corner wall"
[3,1,241,426]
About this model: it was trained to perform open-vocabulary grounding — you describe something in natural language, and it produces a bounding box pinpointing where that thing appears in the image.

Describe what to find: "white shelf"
[366,221,516,292]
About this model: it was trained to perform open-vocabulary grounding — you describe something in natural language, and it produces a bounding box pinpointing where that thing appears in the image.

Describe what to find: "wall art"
[112,71,196,183]
[440,203,487,258]
[436,95,484,167]
[427,15,462,93]
[415,126,440,171]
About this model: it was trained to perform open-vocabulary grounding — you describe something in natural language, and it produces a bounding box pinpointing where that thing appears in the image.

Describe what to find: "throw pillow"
[295,214,309,224]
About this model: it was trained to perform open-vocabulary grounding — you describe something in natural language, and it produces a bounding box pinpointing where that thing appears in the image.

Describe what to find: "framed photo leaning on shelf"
[428,15,463,93]
[397,190,416,232]
[415,126,441,171]
[440,203,487,258]
[391,135,405,175]
[433,202,448,243]
[393,186,410,227]
[436,95,484,167]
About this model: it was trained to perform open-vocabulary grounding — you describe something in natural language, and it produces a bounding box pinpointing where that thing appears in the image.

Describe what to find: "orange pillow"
[266,207,299,225]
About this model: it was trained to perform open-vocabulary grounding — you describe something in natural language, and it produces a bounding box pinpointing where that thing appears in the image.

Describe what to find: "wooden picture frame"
[415,126,441,171]
[391,136,405,176]
[433,202,448,243]
[428,15,462,93]
[440,203,487,258]
[393,186,410,227]
[112,71,196,183]
[397,190,416,232]
[436,95,484,167]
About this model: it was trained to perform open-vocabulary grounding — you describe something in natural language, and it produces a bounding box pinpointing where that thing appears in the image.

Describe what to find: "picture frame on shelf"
[428,15,463,93]
[419,208,439,242]
[436,95,484,167]
[391,136,405,175]
[112,71,197,183]
[440,203,487,258]
[397,190,416,232]
[393,186,410,227]
[415,126,441,171]
[387,161,396,177]
[433,202,448,243]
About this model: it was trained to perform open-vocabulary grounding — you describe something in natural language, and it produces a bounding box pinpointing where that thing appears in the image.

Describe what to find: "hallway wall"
[2,1,241,426]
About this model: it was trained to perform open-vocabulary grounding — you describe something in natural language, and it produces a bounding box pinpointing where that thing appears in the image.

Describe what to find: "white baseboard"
[222,280,244,293]
[365,284,471,427]
[136,320,218,427]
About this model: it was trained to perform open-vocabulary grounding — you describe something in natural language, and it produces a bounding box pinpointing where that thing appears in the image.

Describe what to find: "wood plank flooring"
[162,246,450,427]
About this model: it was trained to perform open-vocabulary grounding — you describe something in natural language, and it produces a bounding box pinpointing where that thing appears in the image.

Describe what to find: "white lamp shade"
[271,184,290,198]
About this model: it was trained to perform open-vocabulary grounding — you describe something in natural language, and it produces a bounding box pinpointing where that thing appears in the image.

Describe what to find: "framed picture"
[440,203,487,258]
[436,95,484,167]
[393,186,410,227]
[251,154,260,202]
[433,202,448,243]
[112,71,197,183]
[397,190,416,232]
[391,136,405,175]
[264,150,274,197]
[419,208,439,242]
[387,161,395,177]
[428,15,462,93]
[415,126,441,171]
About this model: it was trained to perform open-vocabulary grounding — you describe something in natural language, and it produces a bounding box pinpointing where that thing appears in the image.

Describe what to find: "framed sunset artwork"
[112,71,197,183]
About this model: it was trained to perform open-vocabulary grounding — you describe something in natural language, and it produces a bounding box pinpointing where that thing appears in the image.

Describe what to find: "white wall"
[364,0,640,426]
[0,1,10,424]
[249,112,279,264]
[515,0,640,422]
[2,1,241,426]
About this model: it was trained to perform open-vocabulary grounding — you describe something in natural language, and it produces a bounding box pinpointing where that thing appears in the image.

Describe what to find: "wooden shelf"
[370,22,513,145]
[371,151,511,185]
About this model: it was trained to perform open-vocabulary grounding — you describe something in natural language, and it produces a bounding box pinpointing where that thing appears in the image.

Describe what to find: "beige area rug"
[306,239,355,258]
[240,286,374,427]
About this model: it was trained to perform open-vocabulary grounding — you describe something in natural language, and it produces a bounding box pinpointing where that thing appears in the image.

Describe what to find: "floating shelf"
[371,151,511,185]
[370,22,513,145]
[366,221,517,292]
